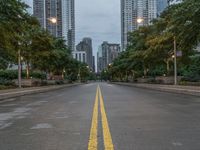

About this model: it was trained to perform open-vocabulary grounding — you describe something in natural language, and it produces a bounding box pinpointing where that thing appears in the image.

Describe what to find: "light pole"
[78,66,81,82]
[18,48,22,88]
[137,18,144,24]
[174,36,177,85]
[48,17,57,37]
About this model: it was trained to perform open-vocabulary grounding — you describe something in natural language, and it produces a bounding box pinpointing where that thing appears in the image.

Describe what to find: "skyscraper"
[97,46,103,73]
[168,0,183,5]
[157,0,168,16]
[76,38,94,71]
[97,42,120,72]
[33,0,75,51]
[121,0,157,50]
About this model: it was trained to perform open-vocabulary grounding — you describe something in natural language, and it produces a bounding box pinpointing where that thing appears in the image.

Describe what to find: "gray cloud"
[76,0,121,52]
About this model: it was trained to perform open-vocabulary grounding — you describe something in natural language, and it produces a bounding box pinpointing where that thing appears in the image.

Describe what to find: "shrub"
[30,72,46,80]
[0,78,15,86]
[55,80,64,85]
[0,70,18,80]
[0,70,46,80]
[180,56,200,82]
[0,70,26,80]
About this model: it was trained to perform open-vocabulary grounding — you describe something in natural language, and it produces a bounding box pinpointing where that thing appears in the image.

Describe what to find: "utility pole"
[174,36,177,85]
[18,49,22,88]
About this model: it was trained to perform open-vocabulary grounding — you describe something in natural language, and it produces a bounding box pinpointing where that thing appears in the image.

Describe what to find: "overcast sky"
[23,0,121,56]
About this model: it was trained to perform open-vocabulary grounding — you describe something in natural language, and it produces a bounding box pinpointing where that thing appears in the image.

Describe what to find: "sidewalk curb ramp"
[0,83,82,101]
[111,82,200,97]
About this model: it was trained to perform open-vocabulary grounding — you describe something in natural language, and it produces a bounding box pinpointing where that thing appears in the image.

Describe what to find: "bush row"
[0,70,46,80]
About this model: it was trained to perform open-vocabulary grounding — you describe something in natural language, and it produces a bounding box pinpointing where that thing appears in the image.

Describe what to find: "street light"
[173,36,177,85]
[48,17,57,37]
[18,49,22,88]
[18,42,22,88]
[137,18,144,24]
[49,17,57,24]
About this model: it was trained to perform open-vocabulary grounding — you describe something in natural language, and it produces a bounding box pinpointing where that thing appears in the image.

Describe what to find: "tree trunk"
[144,67,147,77]
[167,59,170,75]
[131,70,135,81]
[26,62,30,79]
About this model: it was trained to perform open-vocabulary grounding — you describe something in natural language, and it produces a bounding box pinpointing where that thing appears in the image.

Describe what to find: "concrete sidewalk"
[0,83,82,101]
[111,82,200,96]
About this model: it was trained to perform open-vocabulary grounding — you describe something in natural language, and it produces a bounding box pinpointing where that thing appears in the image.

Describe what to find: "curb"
[0,83,82,101]
[111,82,200,97]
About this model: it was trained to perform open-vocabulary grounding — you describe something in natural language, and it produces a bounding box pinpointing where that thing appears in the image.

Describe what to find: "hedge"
[0,70,46,80]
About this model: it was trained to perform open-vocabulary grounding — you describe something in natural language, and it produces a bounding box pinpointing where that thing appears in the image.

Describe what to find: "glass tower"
[33,0,75,51]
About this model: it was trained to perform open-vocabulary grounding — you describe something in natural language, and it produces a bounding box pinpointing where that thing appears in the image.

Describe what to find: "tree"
[108,0,200,82]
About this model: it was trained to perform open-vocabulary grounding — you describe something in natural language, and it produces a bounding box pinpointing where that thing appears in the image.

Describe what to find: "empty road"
[0,82,200,150]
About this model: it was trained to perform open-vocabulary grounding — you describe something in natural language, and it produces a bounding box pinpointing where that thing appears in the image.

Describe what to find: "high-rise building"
[121,0,157,50]
[92,56,95,72]
[22,0,33,13]
[97,46,103,73]
[148,0,157,23]
[72,51,87,63]
[33,0,75,51]
[76,38,93,71]
[97,42,120,72]
[157,0,168,16]
[168,0,183,5]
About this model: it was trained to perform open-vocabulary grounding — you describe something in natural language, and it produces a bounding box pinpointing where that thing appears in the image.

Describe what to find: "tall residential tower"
[97,42,120,72]
[76,38,94,71]
[121,0,157,50]
[33,0,75,51]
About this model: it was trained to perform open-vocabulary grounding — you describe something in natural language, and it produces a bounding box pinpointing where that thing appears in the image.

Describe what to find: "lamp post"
[48,17,57,37]
[18,49,22,88]
[174,36,177,85]
[137,18,144,24]
[17,41,23,88]
[78,66,81,82]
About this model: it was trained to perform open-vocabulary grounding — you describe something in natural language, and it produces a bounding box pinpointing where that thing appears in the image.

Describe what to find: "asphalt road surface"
[0,82,200,150]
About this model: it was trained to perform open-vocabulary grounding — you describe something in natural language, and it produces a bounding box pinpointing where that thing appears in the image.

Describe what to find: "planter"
[179,81,200,86]
[137,77,155,83]
[14,79,42,87]
[155,76,182,84]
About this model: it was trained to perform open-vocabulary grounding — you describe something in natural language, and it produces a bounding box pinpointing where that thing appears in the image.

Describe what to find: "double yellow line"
[88,85,114,150]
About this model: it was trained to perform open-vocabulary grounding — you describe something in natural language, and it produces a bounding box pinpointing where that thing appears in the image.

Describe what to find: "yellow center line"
[88,87,99,150]
[98,85,114,150]
[88,85,114,150]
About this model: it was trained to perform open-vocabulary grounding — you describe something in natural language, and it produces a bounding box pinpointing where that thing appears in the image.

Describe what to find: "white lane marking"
[172,142,183,146]
[0,123,13,129]
[0,98,16,104]
[21,133,34,136]
[26,100,48,106]
[0,107,31,130]
[84,83,95,86]
[73,132,81,135]
[0,89,44,96]
[55,116,69,119]
[69,101,78,104]
[1,104,17,107]
[31,123,53,129]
